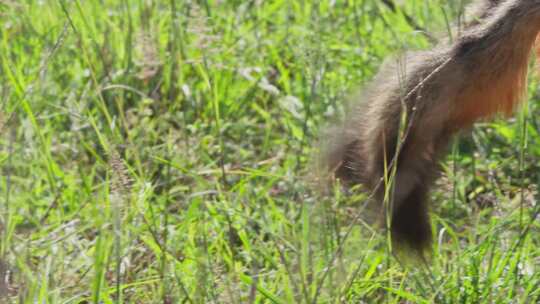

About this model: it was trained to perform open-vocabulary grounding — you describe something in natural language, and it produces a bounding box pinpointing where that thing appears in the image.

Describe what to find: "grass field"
[1,0,540,303]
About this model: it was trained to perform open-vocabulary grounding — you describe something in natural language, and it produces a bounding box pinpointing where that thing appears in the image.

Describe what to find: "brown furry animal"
[325,0,540,254]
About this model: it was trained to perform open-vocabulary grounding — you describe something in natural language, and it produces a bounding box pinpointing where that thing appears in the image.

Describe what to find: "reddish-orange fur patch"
[452,67,527,128]
[451,33,540,129]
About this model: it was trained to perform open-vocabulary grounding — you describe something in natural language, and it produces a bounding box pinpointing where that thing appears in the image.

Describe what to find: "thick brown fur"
[325,0,540,255]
